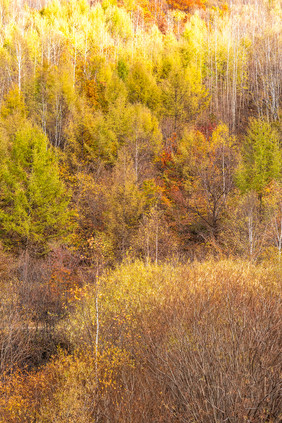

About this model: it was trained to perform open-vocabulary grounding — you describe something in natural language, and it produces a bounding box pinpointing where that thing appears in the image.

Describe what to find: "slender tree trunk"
[95,264,99,384]
[155,222,158,265]
[248,214,253,258]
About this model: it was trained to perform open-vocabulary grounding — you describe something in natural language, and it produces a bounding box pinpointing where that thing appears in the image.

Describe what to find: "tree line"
[0,0,281,263]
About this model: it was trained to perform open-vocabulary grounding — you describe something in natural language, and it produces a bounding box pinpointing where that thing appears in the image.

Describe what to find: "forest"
[0,0,281,421]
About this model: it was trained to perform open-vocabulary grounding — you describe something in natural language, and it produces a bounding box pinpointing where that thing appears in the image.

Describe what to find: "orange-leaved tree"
[166,0,206,12]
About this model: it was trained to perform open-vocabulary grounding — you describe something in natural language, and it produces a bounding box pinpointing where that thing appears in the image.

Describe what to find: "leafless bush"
[85,262,282,423]
[137,289,281,422]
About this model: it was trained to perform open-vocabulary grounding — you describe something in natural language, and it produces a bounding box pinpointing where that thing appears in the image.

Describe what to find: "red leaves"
[196,120,217,141]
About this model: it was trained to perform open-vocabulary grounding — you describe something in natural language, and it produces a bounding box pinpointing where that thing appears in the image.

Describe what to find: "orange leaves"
[161,194,173,207]
[221,3,229,14]
[0,345,133,421]
[160,148,173,168]
[75,55,107,109]
[46,247,84,307]
[159,132,177,168]
[50,267,76,295]
[76,59,99,107]
[132,0,168,30]
[166,0,206,12]
[0,364,57,423]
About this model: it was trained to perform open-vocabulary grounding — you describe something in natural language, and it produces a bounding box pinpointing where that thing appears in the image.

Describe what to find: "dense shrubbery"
[1,260,281,422]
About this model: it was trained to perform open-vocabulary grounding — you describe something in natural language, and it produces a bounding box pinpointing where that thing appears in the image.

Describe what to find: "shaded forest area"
[0,0,281,422]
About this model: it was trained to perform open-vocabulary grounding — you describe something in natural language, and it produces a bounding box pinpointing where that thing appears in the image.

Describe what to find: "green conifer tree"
[0,94,72,252]
[236,119,281,198]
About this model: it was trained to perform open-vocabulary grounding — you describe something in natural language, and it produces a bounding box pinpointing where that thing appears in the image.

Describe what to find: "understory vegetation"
[1,259,281,422]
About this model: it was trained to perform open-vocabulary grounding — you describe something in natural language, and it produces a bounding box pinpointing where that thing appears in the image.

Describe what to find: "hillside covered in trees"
[0,0,281,422]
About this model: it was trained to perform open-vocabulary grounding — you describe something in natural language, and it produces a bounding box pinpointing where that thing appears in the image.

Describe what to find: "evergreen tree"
[236,119,281,199]
[0,114,71,252]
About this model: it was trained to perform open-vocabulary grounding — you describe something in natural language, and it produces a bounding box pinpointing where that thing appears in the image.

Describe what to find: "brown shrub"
[1,260,281,422]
